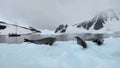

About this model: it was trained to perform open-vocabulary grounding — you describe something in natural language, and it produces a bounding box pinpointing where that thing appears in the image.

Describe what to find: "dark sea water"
[0,33,119,44]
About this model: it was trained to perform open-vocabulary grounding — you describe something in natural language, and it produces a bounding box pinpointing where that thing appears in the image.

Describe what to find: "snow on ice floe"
[0,37,120,68]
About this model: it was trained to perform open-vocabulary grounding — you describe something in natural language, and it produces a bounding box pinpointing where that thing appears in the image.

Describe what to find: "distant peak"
[96,9,119,21]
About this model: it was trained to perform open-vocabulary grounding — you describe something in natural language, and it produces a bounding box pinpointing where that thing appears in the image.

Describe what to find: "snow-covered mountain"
[0,21,41,35]
[76,9,119,30]
[55,9,120,34]
[55,24,68,33]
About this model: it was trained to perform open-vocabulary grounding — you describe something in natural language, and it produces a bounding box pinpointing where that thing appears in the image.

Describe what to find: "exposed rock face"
[0,21,7,30]
[0,25,6,30]
[29,27,41,33]
[93,16,105,30]
[76,21,94,30]
[55,24,68,33]
[0,21,6,24]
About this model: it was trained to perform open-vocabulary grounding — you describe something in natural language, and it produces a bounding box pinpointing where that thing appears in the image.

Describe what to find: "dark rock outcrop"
[55,24,68,33]
[29,27,41,33]
[0,21,6,24]
[0,25,6,30]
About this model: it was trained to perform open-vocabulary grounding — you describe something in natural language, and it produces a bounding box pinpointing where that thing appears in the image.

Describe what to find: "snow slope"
[55,9,120,34]
[0,23,32,35]
[0,37,120,68]
[66,26,115,34]
[0,25,32,35]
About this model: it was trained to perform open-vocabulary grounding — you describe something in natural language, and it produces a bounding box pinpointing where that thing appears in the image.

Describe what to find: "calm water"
[0,33,119,44]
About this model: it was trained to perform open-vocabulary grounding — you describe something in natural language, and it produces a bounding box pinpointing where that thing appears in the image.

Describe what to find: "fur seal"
[92,39,104,45]
[24,37,56,46]
[75,36,87,48]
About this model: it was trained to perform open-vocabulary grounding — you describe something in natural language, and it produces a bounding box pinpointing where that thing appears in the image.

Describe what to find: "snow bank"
[66,25,117,34]
[0,37,120,68]
[40,29,62,35]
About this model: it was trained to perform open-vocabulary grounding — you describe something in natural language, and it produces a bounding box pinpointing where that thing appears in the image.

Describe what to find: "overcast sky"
[0,0,120,30]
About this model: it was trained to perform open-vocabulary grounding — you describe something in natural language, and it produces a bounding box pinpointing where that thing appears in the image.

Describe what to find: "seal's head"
[74,36,80,39]
[24,38,29,42]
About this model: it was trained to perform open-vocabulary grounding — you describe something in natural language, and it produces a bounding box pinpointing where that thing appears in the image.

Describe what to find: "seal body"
[92,39,104,45]
[75,36,87,48]
[24,37,56,46]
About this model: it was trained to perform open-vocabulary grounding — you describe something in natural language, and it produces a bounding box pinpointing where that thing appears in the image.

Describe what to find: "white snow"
[0,37,120,68]
[40,29,56,35]
[40,29,64,35]
[0,24,32,35]
[66,25,116,34]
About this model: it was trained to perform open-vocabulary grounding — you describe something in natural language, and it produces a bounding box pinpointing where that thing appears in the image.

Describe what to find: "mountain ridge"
[55,9,120,33]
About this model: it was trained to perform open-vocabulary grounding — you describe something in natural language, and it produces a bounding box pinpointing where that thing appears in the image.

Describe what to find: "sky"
[0,0,120,30]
